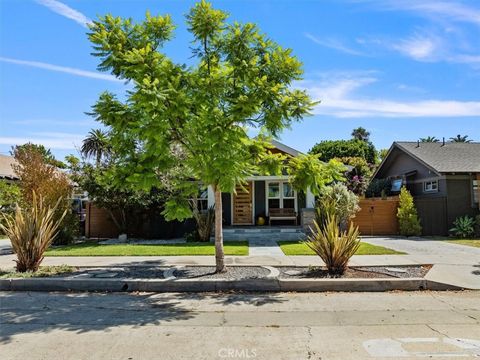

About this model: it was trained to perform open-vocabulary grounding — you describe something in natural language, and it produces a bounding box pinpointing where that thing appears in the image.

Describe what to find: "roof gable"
[395,141,480,173]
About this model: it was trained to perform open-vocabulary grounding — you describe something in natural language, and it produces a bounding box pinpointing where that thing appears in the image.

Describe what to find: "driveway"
[1,291,479,359]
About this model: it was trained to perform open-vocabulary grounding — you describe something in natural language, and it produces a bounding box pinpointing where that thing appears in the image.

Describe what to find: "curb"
[0,277,463,293]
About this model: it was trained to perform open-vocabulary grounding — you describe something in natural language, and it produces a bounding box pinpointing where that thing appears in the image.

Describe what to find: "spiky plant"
[305,215,360,276]
[0,194,66,272]
[191,202,215,242]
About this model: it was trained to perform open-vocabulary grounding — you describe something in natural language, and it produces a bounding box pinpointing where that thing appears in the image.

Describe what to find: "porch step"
[221,227,305,241]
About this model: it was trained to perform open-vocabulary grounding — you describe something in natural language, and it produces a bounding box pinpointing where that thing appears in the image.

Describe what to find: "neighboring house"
[0,155,18,182]
[373,141,480,235]
[207,140,315,226]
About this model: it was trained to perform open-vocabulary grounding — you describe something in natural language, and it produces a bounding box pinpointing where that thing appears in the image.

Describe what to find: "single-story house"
[0,155,18,182]
[373,141,480,235]
[86,140,317,238]
[206,140,315,226]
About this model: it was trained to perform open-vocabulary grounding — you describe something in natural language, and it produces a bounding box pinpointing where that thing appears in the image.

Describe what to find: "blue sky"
[1,0,479,160]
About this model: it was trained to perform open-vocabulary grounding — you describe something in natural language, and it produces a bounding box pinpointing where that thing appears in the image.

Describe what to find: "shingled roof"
[0,155,18,180]
[394,141,480,174]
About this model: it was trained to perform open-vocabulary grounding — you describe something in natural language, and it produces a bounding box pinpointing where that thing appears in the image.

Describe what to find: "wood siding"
[352,198,399,236]
[232,181,253,225]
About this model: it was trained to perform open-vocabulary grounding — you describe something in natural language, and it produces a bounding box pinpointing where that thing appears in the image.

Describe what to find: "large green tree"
[87,1,335,272]
[310,139,377,164]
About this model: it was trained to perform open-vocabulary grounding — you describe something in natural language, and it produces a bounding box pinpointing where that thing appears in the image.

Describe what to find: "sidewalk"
[0,237,478,289]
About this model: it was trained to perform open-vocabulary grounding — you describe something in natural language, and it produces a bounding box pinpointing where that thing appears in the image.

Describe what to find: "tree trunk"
[214,186,226,273]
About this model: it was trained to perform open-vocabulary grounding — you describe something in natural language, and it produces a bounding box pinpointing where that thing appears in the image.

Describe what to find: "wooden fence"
[352,197,399,236]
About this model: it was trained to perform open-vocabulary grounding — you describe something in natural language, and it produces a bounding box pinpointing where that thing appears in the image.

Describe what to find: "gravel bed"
[278,265,432,279]
[66,267,169,279]
[173,266,270,280]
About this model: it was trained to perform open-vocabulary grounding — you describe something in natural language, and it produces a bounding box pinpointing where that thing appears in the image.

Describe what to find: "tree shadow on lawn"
[0,291,196,344]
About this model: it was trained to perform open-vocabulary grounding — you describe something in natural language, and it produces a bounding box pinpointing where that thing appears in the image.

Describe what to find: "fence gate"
[353,198,399,236]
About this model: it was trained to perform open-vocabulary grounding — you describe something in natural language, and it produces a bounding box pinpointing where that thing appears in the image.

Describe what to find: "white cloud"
[378,0,480,26]
[35,0,92,28]
[301,72,480,118]
[305,33,365,56]
[0,57,121,82]
[0,132,84,150]
[391,33,440,61]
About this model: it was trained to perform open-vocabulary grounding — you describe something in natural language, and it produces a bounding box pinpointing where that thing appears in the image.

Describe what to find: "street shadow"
[0,291,196,344]
[472,264,480,276]
[158,291,287,307]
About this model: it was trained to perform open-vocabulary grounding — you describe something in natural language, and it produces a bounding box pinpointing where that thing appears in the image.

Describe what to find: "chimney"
[417,140,420,148]
[442,137,445,146]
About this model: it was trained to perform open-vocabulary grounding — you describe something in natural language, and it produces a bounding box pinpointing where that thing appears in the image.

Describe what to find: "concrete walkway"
[0,237,478,289]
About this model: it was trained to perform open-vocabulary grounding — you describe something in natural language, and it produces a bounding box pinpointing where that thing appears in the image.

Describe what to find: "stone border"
[0,277,461,293]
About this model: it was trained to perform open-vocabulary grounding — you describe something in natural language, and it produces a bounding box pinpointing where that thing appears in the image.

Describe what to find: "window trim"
[423,180,438,193]
[472,179,479,206]
[266,181,297,216]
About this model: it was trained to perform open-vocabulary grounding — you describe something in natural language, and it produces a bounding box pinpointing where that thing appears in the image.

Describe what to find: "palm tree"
[351,127,370,142]
[449,134,473,143]
[420,136,439,143]
[81,129,111,167]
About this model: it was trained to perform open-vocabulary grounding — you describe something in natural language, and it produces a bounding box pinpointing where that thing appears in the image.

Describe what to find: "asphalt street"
[1,291,479,359]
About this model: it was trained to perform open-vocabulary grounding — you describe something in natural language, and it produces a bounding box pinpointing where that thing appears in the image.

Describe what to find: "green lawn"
[278,240,405,256]
[45,241,249,256]
[446,239,480,248]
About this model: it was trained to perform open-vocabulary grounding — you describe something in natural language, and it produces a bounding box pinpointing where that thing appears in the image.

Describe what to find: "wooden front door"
[233,182,253,225]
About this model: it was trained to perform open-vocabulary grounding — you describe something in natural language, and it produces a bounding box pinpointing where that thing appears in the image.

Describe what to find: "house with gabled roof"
[0,155,18,182]
[373,141,480,235]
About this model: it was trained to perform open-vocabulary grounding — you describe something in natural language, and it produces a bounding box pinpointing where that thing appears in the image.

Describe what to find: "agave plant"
[450,215,475,239]
[0,194,66,272]
[305,215,360,276]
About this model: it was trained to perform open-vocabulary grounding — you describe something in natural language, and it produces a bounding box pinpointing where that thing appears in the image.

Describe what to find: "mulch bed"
[278,265,432,279]
[2,265,432,280]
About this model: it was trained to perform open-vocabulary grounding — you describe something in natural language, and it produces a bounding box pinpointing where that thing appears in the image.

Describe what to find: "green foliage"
[309,139,377,164]
[0,194,67,272]
[305,215,360,275]
[287,154,346,196]
[334,156,373,195]
[449,134,473,143]
[12,143,66,168]
[420,136,439,143]
[315,183,360,230]
[397,187,422,236]
[87,1,317,270]
[0,181,21,234]
[81,129,111,167]
[351,127,370,142]
[365,178,392,198]
[475,215,480,238]
[378,148,389,163]
[449,215,475,239]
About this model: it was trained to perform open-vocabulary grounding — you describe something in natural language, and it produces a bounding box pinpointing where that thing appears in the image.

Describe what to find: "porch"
[208,176,315,227]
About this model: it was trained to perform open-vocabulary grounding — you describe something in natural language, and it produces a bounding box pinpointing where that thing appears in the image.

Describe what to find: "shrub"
[192,206,215,242]
[475,215,480,238]
[305,215,360,276]
[12,144,77,244]
[397,187,422,236]
[450,215,475,239]
[0,181,21,235]
[315,183,360,230]
[0,194,66,272]
[365,178,391,198]
[310,139,377,164]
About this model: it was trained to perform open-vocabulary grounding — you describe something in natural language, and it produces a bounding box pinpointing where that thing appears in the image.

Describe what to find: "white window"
[423,180,438,192]
[267,181,296,212]
[473,179,479,205]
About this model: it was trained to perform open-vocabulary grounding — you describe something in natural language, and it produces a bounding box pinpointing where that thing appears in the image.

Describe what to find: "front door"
[233,182,253,225]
